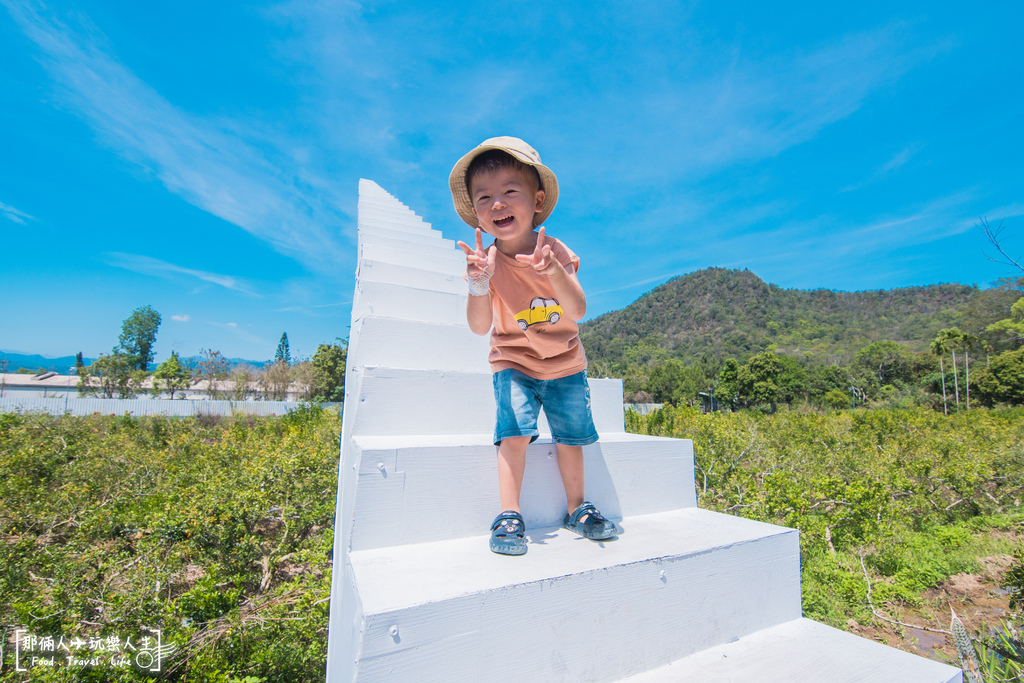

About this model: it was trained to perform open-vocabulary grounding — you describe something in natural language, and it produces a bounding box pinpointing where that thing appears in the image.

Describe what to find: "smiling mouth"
[493,215,514,228]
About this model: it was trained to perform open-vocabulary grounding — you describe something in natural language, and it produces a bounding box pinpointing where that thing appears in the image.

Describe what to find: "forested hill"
[580,267,1016,366]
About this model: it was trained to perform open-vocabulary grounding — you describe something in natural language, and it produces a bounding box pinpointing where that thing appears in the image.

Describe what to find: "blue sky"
[2,1,1022,362]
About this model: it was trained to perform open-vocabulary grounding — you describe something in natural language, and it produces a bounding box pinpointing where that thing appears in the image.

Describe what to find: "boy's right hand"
[457,228,496,278]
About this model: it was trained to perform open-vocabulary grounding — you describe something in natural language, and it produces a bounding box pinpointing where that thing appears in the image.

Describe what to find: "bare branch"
[859,548,951,635]
[980,218,1024,275]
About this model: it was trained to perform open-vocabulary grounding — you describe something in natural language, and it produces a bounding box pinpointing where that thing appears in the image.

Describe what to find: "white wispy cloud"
[170,314,190,322]
[104,252,259,295]
[0,200,34,224]
[5,1,354,273]
[269,301,352,315]
[841,143,925,192]
[589,273,678,297]
[209,321,268,346]
[881,145,921,173]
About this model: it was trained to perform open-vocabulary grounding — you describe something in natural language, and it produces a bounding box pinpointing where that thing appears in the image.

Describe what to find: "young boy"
[449,136,617,555]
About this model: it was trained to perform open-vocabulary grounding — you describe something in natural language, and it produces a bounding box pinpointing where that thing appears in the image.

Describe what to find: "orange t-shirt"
[486,235,588,380]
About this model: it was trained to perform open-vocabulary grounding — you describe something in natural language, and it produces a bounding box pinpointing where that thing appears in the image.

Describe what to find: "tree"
[961,332,978,410]
[972,347,1024,407]
[718,358,740,408]
[261,360,292,400]
[930,334,950,415]
[855,341,911,385]
[74,352,84,374]
[776,354,807,405]
[229,364,258,400]
[153,352,191,399]
[806,365,850,406]
[194,349,229,399]
[987,296,1024,344]
[738,350,784,410]
[291,361,317,400]
[946,328,964,408]
[117,306,161,371]
[275,333,291,365]
[934,328,966,410]
[823,388,851,410]
[77,353,144,398]
[310,342,347,402]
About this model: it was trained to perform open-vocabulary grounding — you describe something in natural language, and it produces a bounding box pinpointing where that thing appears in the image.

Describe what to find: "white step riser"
[348,368,625,437]
[348,435,696,551]
[358,242,465,274]
[358,214,434,235]
[348,317,490,373]
[357,198,425,218]
[358,233,461,262]
[357,193,414,211]
[357,224,447,246]
[356,260,466,297]
[352,281,466,326]
[353,531,801,682]
[629,618,961,682]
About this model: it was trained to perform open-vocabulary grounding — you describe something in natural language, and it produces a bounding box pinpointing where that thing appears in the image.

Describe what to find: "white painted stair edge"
[325,180,962,682]
[622,617,962,683]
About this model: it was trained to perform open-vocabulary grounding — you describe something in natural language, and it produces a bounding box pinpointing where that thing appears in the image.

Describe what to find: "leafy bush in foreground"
[627,406,1024,625]
[0,406,340,682]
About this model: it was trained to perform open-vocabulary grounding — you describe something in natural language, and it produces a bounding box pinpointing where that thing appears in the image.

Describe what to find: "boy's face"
[469,166,545,246]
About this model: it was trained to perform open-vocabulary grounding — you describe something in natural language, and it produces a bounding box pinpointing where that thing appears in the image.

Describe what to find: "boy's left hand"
[515,227,561,276]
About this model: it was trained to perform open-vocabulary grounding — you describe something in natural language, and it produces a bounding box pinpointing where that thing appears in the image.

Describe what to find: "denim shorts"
[492,368,599,446]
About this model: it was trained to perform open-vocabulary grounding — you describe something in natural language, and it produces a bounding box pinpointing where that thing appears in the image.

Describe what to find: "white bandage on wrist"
[468,272,492,296]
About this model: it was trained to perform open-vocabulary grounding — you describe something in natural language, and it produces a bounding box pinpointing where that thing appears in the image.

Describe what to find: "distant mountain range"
[8,268,1021,375]
[0,352,268,375]
[0,353,89,375]
[579,267,1021,366]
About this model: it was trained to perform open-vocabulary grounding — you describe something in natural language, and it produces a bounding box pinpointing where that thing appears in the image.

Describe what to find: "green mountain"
[580,268,1020,367]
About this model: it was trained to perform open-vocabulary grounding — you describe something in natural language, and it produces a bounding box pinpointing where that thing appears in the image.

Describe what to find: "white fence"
[0,397,340,417]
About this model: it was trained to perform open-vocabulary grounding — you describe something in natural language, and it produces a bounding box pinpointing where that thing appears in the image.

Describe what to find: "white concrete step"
[346,508,801,682]
[622,617,961,683]
[357,199,417,216]
[348,316,490,373]
[356,260,466,297]
[351,280,465,325]
[358,240,466,274]
[347,432,696,551]
[359,232,462,263]
[359,214,435,235]
[347,367,625,437]
[357,223,447,246]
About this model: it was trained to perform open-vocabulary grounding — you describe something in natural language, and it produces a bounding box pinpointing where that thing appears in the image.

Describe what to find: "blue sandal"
[563,502,617,540]
[490,511,527,555]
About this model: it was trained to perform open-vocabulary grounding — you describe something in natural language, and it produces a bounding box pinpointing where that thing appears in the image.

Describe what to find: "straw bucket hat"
[449,136,559,228]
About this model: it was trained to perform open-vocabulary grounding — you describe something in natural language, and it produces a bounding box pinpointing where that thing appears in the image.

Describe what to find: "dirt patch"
[855,554,1016,668]
[183,563,206,583]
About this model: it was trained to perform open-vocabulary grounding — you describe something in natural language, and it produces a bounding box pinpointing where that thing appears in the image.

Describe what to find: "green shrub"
[0,410,340,682]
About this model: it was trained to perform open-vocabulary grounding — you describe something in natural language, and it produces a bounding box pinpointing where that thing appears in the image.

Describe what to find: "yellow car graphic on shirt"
[515,297,563,331]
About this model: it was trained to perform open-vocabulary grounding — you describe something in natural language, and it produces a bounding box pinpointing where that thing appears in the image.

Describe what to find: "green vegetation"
[6,397,1024,677]
[0,406,340,682]
[581,268,1024,410]
[67,307,348,402]
[275,333,291,366]
[628,405,1024,675]
[117,305,162,372]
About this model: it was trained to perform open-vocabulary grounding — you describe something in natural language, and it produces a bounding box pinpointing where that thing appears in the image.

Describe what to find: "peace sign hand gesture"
[515,226,560,276]
[457,228,496,296]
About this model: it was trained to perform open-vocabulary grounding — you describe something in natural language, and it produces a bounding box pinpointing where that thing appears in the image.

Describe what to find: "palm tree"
[930,335,949,415]
[961,332,978,410]
[939,327,965,410]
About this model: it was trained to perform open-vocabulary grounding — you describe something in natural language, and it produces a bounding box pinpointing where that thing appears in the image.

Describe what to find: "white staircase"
[325,180,961,682]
